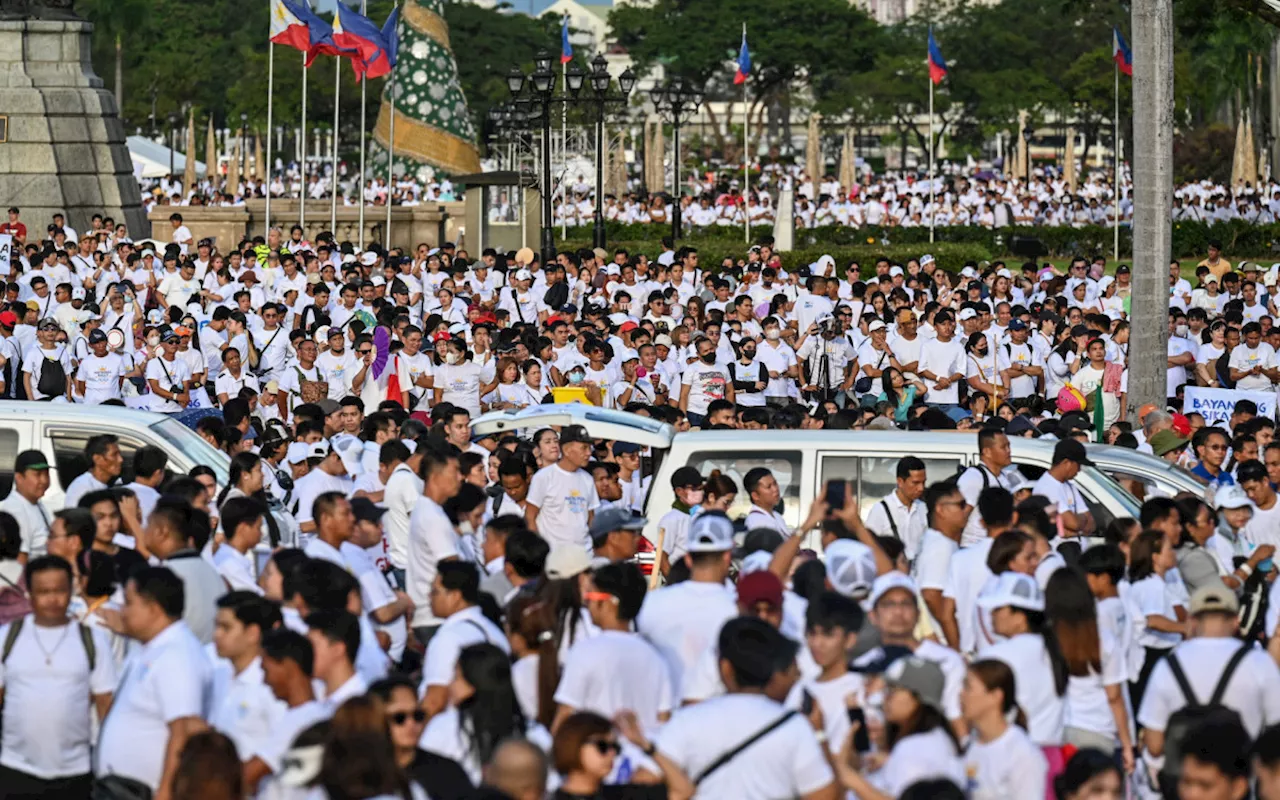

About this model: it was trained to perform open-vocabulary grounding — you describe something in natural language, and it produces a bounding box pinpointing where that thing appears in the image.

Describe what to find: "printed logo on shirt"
[566,489,588,514]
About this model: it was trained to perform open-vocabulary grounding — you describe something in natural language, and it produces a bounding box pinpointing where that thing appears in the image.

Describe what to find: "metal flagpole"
[561,71,567,240]
[928,66,935,244]
[330,58,340,233]
[358,0,367,249]
[266,42,275,236]
[743,78,750,244]
[1114,58,1120,261]
[385,56,396,247]
[299,1,309,231]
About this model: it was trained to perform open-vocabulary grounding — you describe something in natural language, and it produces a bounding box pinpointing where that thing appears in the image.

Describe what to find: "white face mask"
[765,328,781,341]
[147,335,160,347]
[1175,324,1189,338]
[445,352,460,365]
[685,488,705,506]
[458,520,475,536]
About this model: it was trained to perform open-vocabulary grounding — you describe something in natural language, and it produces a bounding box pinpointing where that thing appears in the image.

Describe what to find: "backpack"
[1,615,96,671]
[0,573,30,625]
[543,281,569,311]
[1157,644,1251,795]
[35,346,66,398]
[1,340,24,400]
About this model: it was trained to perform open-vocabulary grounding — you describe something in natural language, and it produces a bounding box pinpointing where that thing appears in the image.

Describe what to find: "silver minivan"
[471,405,1152,546]
[0,401,231,510]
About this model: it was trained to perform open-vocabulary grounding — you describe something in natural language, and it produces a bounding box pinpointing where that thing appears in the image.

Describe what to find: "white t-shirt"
[979,632,1065,745]
[158,273,200,310]
[208,657,285,760]
[75,352,126,405]
[656,693,834,800]
[963,724,1048,800]
[1228,342,1278,391]
[315,350,357,401]
[0,619,117,779]
[1062,596,1132,739]
[1138,637,1280,738]
[943,537,994,655]
[406,495,460,628]
[418,706,550,786]
[635,580,737,700]
[434,361,484,417]
[527,464,598,551]
[554,629,674,730]
[681,361,730,417]
[146,356,193,413]
[95,621,212,790]
[290,470,352,528]
[1126,574,1183,650]
[867,727,965,798]
[784,672,866,748]
[0,492,50,557]
[418,606,509,692]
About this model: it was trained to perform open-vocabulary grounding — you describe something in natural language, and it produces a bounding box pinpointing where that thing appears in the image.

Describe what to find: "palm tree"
[77,0,149,111]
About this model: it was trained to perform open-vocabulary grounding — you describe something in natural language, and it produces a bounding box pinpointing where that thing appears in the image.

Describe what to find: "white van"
[0,401,231,511]
[471,405,1159,547]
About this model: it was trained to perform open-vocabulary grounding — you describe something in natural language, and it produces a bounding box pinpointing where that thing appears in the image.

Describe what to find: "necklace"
[31,623,71,666]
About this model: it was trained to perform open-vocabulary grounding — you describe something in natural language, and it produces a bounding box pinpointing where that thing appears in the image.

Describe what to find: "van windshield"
[149,417,230,486]
[1081,464,1141,520]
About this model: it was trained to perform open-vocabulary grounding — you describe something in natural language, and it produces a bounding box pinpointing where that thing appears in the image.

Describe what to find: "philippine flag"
[270,0,315,56]
[734,30,751,85]
[1113,27,1133,76]
[561,16,573,64]
[363,5,399,80]
[333,2,391,79]
[927,27,947,84]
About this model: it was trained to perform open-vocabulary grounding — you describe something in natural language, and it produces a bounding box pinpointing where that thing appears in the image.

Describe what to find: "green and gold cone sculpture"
[371,0,481,181]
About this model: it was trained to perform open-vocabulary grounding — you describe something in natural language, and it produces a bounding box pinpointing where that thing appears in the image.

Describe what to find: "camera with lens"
[818,316,837,336]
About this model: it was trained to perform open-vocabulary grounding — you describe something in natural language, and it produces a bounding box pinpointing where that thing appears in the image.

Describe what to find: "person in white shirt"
[1229,322,1280,391]
[208,591,285,761]
[554,561,674,731]
[418,561,509,719]
[977,572,1067,746]
[290,439,352,536]
[382,446,423,588]
[863,456,928,563]
[0,556,116,796]
[1139,584,1280,795]
[916,482,971,649]
[0,450,52,561]
[212,496,266,593]
[146,329,194,413]
[635,511,738,700]
[63,434,123,510]
[742,467,791,538]
[956,429,1017,547]
[241,628,332,796]
[526,424,599,551]
[95,566,213,796]
[407,448,463,645]
[168,213,193,255]
[959,659,1049,799]
[1031,439,1096,539]
[305,609,369,709]
[74,328,126,404]
[654,616,838,800]
[22,318,72,402]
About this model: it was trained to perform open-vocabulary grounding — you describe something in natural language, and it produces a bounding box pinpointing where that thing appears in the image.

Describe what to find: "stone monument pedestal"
[0,17,145,235]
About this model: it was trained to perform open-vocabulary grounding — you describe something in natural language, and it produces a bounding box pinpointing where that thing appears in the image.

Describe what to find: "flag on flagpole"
[734,29,751,85]
[1113,27,1133,76]
[359,5,399,79]
[333,2,391,78]
[271,0,352,66]
[561,16,573,64]
[927,27,947,84]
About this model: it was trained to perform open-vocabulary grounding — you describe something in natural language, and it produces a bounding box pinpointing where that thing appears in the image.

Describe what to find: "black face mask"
[977,347,989,357]
[701,352,717,365]
[742,350,756,360]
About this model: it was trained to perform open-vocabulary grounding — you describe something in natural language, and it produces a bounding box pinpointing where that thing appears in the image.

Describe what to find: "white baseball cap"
[1214,484,1253,511]
[888,266,904,277]
[976,572,1044,612]
[686,512,735,553]
[957,308,978,321]
[514,269,533,282]
[545,545,591,580]
[919,254,936,267]
[824,539,878,599]
[869,571,920,608]
[359,251,379,266]
[866,320,887,333]
[71,287,86,301]
[307,439,332,460]
[286,442,311,465]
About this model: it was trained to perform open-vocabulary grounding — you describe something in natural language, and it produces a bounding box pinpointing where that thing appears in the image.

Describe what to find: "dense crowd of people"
[0,203,1278,800]
[136,158,1280,233]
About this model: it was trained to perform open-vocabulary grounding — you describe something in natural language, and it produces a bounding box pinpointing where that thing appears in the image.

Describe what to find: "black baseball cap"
[350,497,386,523]
[1052,439,1095,467]
[559,425,593,446]
[670,465,704,489]
[14,450,50,472]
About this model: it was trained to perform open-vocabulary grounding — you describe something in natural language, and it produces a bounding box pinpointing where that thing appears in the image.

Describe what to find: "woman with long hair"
[960,659,1047,799]
[316,694,423,799]
[682,296,705,334]
[833,656,964,799]
[217,451,264,508]
[369,675,475,800]
[972,530,1036,651]
[484,357,529,411]
[506,594,561,729]
[877,366,927,424]
[536,559,598,660]
[977,572,1068,747]
[1045,323,1083,401]
[702,472,738,513]
[1048,569,1134,772]
[1126,529,1185,709]
[419,643,550,785]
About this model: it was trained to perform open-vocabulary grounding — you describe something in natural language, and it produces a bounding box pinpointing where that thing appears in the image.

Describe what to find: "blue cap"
[612,441,641,456]
[1007,319,1028,331]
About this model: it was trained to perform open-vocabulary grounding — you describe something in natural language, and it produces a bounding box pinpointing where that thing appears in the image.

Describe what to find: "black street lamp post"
[587,55,635,250]
[507,51,635,263]
[650,77,703,242]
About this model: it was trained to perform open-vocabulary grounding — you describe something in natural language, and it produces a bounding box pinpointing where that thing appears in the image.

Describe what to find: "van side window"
[0,430,19,498]
[49,431,140,492]
[820,455,962,518]
[686,450,803,530]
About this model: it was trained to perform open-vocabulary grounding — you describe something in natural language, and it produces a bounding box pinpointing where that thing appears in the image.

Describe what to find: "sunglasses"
[388,710,426,725]
[358,349,372,355]
[588,738,622,756]
[582,591,619,603]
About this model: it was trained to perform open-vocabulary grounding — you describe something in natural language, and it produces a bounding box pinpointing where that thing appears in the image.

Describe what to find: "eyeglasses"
[388,710,427,725]
[588,738,622,755]
[358,349,372,356]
